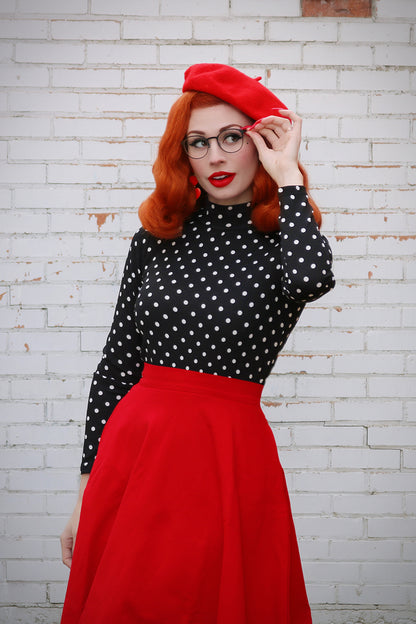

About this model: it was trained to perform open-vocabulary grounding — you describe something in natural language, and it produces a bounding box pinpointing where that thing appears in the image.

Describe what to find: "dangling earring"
[189,175,201,200]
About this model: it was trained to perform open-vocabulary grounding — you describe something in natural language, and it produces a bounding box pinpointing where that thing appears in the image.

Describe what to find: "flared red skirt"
[61,363,311,624]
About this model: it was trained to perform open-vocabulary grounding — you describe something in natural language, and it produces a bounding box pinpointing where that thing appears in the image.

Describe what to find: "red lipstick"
[208,171,235,188]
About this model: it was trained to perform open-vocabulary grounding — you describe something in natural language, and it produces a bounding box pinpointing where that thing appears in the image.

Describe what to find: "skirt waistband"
[140,363,263,405]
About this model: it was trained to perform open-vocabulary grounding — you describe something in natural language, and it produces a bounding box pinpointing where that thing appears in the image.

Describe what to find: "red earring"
[189,175,201,200]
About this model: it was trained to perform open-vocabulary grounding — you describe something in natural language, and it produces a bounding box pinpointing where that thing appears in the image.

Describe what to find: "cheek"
[239,144,259,178]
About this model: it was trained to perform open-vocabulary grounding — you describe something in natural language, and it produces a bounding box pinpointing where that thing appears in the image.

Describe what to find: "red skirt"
[61,364,311,624]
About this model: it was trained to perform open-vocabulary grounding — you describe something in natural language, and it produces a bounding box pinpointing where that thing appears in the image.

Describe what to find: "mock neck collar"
[199,195,253,229]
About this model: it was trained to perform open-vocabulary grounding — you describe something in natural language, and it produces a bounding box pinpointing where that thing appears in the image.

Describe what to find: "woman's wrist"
[276,167,304,188]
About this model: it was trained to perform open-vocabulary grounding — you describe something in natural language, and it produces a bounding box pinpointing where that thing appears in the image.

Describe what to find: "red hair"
[139,92,321,239]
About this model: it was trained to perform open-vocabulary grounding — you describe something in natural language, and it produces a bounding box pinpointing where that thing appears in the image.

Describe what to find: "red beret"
[182,63,287,122]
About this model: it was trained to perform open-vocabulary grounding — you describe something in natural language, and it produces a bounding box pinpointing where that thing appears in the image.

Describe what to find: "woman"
[60,63,335,623]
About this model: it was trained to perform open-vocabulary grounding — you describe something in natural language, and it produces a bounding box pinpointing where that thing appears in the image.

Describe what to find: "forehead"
[187,103,252,134]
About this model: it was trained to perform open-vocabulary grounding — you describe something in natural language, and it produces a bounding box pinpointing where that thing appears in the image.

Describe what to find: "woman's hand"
[246,110,304,187]
[60,473,89,568]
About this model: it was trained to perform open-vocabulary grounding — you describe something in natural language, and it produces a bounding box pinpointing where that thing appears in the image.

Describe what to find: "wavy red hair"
[139,92,321,239]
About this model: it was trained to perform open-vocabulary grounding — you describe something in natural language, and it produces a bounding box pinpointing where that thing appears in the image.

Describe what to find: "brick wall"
[0,1,415,622]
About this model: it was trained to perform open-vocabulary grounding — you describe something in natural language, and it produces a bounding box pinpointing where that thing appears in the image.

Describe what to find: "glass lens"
[218,129,244,152]
[184,136,209,158]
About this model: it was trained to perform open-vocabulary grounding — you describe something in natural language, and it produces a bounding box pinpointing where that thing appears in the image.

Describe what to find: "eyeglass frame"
[181,127,248,160]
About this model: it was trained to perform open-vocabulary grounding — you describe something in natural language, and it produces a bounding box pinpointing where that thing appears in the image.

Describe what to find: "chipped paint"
[88,213,116,232]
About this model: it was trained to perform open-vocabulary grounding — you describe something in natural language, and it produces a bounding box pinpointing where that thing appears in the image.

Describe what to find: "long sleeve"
[81,231,146,473]
[278,185,335,302]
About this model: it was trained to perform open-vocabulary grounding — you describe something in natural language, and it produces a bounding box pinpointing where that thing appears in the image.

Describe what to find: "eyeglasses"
[182,127,247,159]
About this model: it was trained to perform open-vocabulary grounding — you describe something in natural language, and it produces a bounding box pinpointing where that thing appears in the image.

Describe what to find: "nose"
[208,139,226,164]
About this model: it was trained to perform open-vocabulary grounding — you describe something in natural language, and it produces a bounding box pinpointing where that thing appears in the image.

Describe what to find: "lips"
[208,171,235,188]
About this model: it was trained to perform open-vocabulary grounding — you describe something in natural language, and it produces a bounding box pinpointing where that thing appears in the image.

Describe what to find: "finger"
[252,116,292,132]
[60,535,73,568]
[275,109,302,127]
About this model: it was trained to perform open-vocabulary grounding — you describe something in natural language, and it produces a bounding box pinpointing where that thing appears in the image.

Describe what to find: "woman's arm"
[60,473,89,568]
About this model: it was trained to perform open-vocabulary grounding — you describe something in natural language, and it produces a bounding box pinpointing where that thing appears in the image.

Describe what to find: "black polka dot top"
[81,186,335,472]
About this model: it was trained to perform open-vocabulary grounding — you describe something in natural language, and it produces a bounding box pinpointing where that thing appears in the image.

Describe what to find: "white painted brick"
[304,44,372,66]
[337,164,407,187]
[11,378,80,400]
[7,559,68,582]
[0,582,46,605]
[0,535,44,557]
[50,211,119,234]
[369,376,416,399]
[375,44,416,67]
[290,494,331,515]
[10,284,79,306]
[0,401,44,424]
[194,18,263,41]
[333,493,403,516]
[124,118,167,138]
[161,0,228,16]
[160,44,228,65]
[0,354,46,375]
[341,117,409,140]
[368,425,416,447]
[294,307,330,328]
[0,116,50,138]
[48,163,117,184]
[91,0,158,15]
[293,329,364,353]
[86,187,146,208]
[404,541,416,561]
[124,68,183,88]
[301,140,368,163]
[376,0,416,18]
[0,19,48,39]
[47,304,113,328]
[9,140,79,161]
[403,308,416,328]
[260,374,296,398]
[87,43,157,65]
[297,375,366,399]
[331,448,401,470]
[269,20,336,42]
[332,539,401,562]
[373,142,416,164]
[0,211,48,234]
[280,448,329,470]
[80,93,151,113]
[294,426,365,447]
[368,235,416,257]
[335,399,403,422]
[8,424,78,447]
[274,354,331,375]
[0,66,49,87]
[367,330,416,351]
[370,472,416,494]
[15,187,83,209]
[48,399,86,424]
[15,42,84,64]
[0,449,43,469]
[303,561,359,584]
[269,69,337,91]
[405,261,416,280]
[0,42,12,62]
[80,284,118,304]
[362,562,416,585]
[0,308,45,329]
[338,584,408,606]
[328,235,367,257]
[369,517,415,539]
[51,19,120,40]
[80,329,107,351]
[404,450,416,469]
[294,515,364,536]
[333,354,404,375]
[10,331,78,353]
[11,235,81,259]
[53,68,121,88]
[0,164,46,184]
[372,93,416,114]
[9,91,79,113]
[49,582,67,604]
[45,448,79,469]
[262,400,331,423]
[231,0,300,16]
[340,69,410,92]
[124,18,192,40]
[331,307,401,328]
[19,0,87,12]
[233,43,301,65]
[119,163,154,184]
[47,353,99,375]
[340,22,410,43]
[46,261,117,282]
[54,117,122,138]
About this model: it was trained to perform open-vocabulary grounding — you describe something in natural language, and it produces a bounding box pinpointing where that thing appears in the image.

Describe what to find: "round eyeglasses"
[182,127,247,159]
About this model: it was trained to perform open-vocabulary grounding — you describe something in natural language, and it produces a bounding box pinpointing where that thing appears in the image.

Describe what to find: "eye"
[188,136,208,149]
[222,130,243,145]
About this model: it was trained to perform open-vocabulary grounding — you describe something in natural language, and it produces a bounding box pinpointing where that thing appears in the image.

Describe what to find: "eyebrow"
[186,124,243,136]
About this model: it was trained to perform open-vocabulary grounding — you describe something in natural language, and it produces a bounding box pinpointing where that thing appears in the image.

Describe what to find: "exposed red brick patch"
[302,0,372,17]
[88,212,116,232]
[24,343,30,352]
